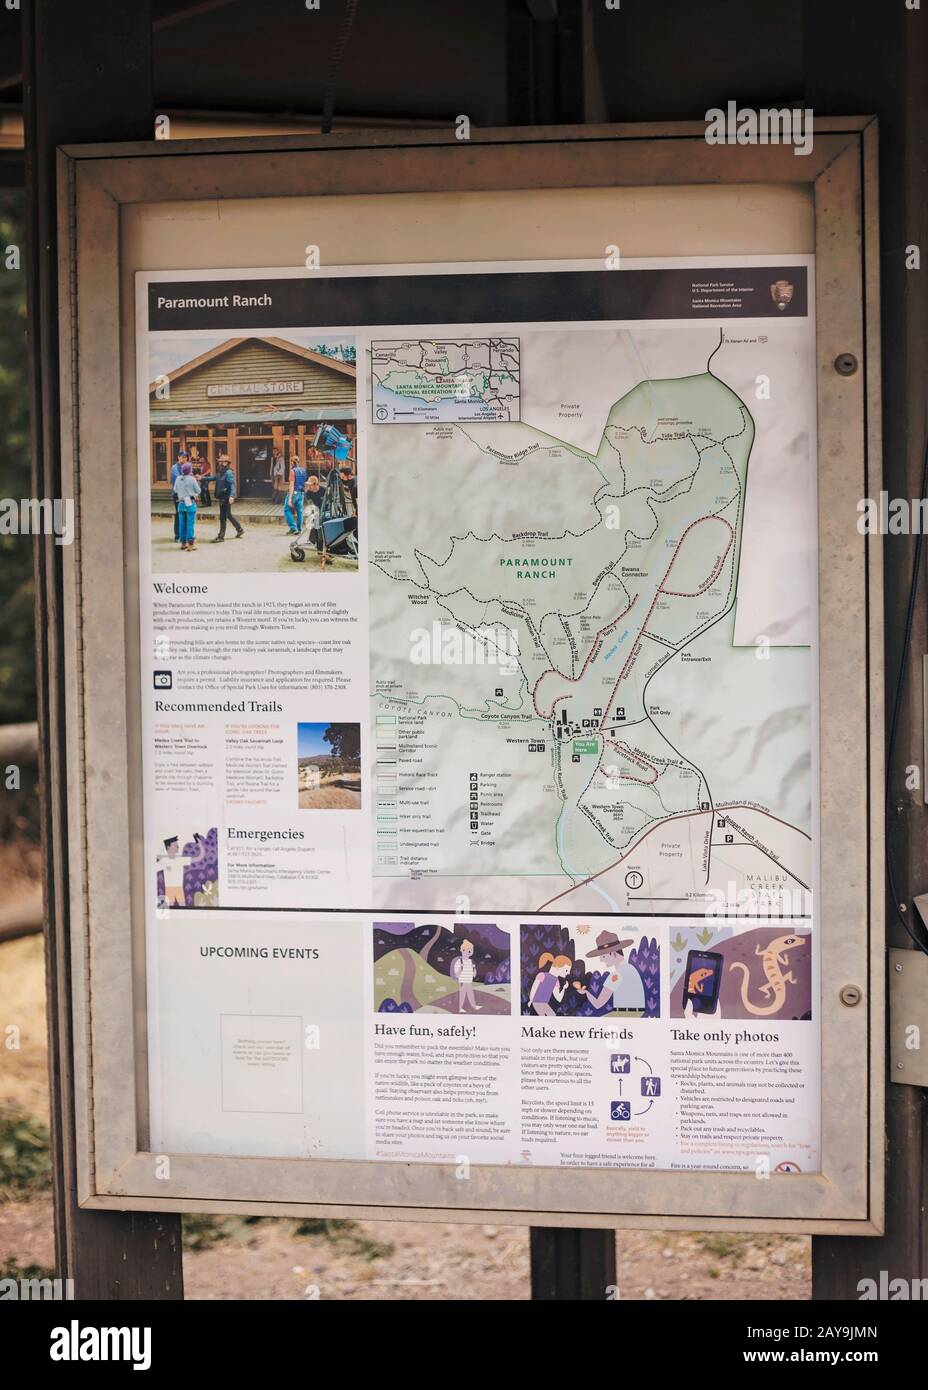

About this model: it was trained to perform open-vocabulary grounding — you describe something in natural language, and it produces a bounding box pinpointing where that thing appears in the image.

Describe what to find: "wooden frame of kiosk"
[56,120,883,1232]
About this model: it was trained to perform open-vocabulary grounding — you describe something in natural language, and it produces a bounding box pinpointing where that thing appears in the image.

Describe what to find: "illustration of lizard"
[729,934,808,1017]
[687,966,714,995]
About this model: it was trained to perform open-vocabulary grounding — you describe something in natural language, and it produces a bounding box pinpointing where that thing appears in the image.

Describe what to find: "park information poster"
[136,257,819,1175]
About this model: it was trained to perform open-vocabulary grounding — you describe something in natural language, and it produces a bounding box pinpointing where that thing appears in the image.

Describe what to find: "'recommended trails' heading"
[147,266,809,331]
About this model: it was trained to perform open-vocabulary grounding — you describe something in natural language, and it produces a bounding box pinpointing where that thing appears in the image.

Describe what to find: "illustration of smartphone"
[682,949,724,1014]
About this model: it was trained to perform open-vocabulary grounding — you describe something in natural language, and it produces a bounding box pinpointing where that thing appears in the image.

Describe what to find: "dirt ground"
[0,1189,810,1301]
[150,516,358,574]
[298,772,363,809]
[0,934,49,1121]
[0,840,811,1300]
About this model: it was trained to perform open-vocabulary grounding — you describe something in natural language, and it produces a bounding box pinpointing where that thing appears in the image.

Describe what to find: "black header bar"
[147,266,808,332]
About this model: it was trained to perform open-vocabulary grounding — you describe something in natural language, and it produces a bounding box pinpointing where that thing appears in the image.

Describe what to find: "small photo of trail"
[297,721,361,809]
[373,921,511,1015]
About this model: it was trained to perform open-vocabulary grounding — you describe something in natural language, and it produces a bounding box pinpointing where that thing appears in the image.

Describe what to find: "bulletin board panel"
[57,120,884,1232]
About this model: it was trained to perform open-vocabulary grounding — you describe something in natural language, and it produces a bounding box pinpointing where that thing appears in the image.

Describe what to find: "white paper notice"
[220,1014,303,1115]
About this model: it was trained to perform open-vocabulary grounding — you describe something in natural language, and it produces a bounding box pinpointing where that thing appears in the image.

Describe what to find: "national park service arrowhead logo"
[770,279,795,311]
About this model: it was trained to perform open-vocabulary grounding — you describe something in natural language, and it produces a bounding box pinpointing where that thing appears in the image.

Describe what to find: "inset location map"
[371,336,521,423]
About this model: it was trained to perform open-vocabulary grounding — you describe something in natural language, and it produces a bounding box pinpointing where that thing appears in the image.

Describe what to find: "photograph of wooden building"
[148,334,356,499]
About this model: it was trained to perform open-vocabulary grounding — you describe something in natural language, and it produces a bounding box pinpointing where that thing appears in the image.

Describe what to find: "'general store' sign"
[206,379,303,397]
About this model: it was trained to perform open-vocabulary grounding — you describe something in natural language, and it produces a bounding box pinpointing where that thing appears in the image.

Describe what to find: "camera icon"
[153,670,173,690]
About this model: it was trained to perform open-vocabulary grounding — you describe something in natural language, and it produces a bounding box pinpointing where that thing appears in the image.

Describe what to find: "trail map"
[369,309,815,918]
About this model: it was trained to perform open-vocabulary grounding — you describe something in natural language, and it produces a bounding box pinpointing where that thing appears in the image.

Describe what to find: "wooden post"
[507,0,606,126]
[807,0,928,1298]
[23,0,183,1297]
[530,1227,617,1300]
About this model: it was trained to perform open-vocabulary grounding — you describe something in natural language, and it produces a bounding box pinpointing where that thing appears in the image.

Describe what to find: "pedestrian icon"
[641,1076,661,1097]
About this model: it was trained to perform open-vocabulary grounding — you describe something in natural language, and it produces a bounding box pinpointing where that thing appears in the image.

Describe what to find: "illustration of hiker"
[573,930,643,1015]
[156,833,206,908]
[528,952,573,1016]
[451,938,482,1013]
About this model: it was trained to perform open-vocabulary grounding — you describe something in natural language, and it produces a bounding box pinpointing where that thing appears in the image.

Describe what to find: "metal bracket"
[889,944,928,1087]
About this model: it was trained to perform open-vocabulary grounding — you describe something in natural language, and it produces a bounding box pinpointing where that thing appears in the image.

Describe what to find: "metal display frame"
[57,119,884,1232]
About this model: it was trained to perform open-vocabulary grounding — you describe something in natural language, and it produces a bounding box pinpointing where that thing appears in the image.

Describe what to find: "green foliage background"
[0,188,34,728]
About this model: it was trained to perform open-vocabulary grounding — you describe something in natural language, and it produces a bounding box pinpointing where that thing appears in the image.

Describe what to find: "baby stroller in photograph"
[289,425,358,566]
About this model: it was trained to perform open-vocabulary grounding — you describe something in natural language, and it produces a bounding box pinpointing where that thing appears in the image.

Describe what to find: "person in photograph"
[174,460,201,551]
[210,452,244,542]
[170,451,187,543]
[528,952,573,1016]
[284,454,308,535]
[451,938,482,1013]
[303,472,324,540]
[339,463,358,507]
[271,446,287,501]
[305,472,325,511]
[191,449,212,507]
